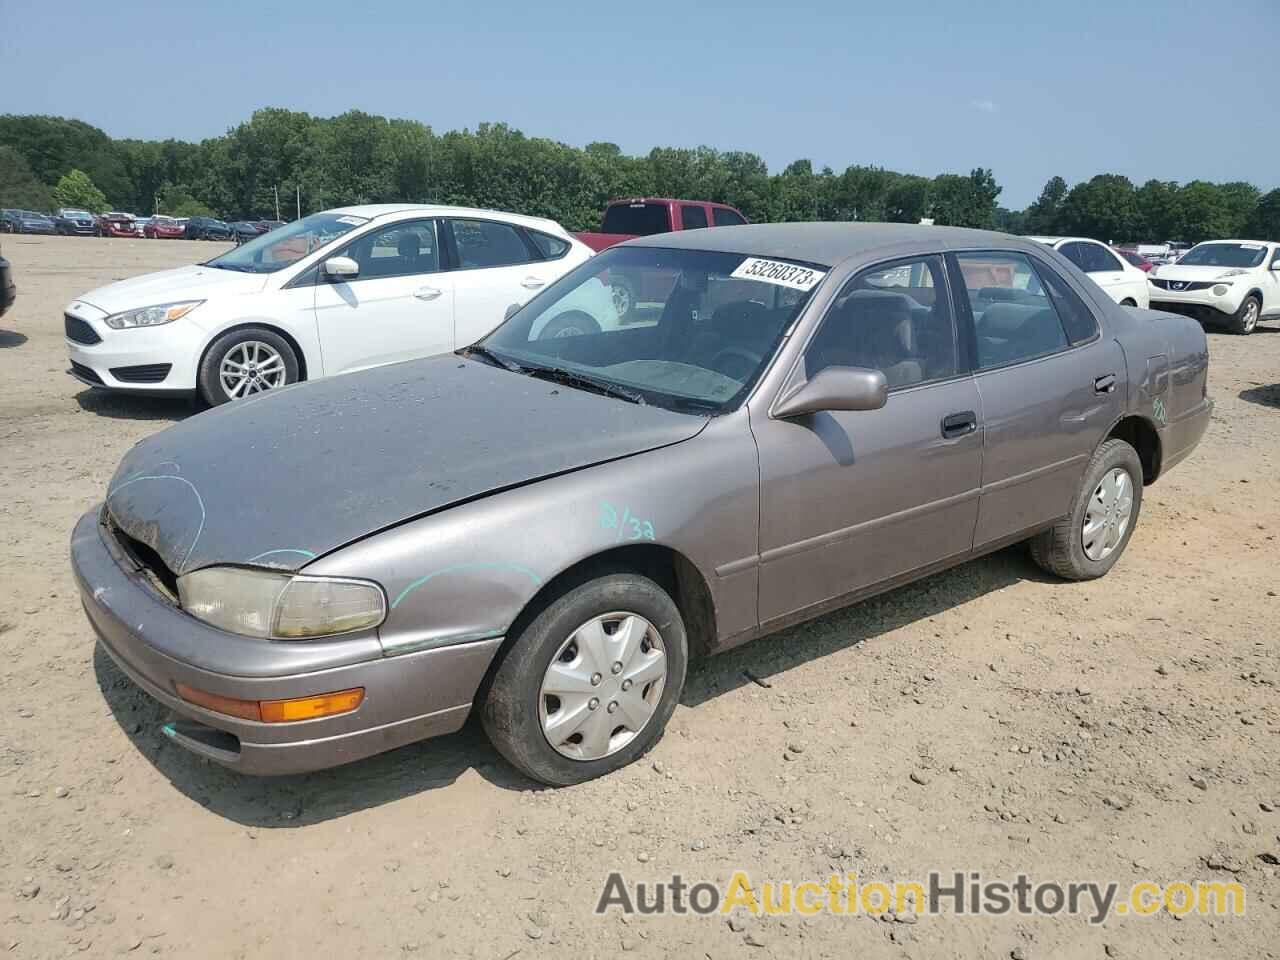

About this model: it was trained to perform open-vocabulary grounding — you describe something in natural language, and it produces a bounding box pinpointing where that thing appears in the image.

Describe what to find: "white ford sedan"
[64,205,594,403]
[1029,236,1150,310]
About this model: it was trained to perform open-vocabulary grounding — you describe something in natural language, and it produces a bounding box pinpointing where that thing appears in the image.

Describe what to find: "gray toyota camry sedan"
[72,223,1212,785]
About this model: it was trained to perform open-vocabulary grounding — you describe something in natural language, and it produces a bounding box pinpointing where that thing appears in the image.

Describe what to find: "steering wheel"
[708,346,763,381]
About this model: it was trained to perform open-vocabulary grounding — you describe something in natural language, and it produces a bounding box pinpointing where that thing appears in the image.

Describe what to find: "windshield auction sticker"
[731,258,826,291]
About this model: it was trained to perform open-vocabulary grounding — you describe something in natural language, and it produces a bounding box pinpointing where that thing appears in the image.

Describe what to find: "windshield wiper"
[521,364,646,405]
[459,344,525,373]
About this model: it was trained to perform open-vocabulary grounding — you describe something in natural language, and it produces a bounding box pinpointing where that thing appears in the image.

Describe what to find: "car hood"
[74,263,269,315]
[104,354,708,575]
[1154,264,1257,282]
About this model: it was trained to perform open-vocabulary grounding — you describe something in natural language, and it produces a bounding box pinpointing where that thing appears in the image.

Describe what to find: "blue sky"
[3,0,1276,208]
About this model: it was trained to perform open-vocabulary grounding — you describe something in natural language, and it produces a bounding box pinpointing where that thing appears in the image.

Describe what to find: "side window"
[340,219,439,280]
[1084,243,1124,273]
[712,207,746,227]
[805,255,958,389]
[1270,246,1280,267]
[527,229,570,260]
[1058,242,1089,271]
[1034,260,1100,345]
[953,251,1070,370]
[448,218,534,269]
[680,205,708,230]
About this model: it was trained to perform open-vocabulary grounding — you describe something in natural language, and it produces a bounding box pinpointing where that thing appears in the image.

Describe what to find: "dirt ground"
[1,235,1277,959]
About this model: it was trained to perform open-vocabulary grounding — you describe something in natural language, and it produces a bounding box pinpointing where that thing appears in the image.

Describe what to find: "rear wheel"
[482,572,687,786]
[1228,295,1260,335]
[1030,438,1143,581]
[198,327,299,405]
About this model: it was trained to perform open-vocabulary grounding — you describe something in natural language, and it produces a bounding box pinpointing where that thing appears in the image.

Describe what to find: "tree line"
[1,109,1276,242]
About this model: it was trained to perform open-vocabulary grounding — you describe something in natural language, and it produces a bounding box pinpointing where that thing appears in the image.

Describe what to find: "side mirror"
[1271,260,1280,271]
[504,303,521,321]
[773,366,889,419]
[324,256,359,280]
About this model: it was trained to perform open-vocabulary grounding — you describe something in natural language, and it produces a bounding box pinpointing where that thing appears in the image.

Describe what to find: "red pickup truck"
[575,198,748,253]
[574,198,749,319]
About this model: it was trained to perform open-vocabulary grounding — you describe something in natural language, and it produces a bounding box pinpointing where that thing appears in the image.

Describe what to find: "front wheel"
[198,327,299,405]
[1228,295,1260,335]
[1029,438,1143,581]
[482,572,688,786]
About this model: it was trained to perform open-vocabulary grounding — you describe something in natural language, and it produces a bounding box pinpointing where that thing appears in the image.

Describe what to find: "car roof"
[1191,238,1273,246]
[1026,235,1106,246]
[606,197,736,207]
[327,203,568,235]
[623,221,1024,267]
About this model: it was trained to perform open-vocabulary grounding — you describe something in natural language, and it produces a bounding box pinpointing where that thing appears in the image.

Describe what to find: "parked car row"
[1,209,286,241]
[66,213,1214,785]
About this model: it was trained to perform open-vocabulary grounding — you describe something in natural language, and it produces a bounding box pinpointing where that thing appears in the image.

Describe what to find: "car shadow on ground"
[91,543,1046,827]
[74,388,196,422]
[0,329,27,348]
[1239,383,1280,409]
[681,542,1043,706]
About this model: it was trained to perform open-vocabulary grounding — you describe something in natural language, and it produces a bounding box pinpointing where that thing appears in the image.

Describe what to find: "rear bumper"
[71,508,502,774]
[1162,397,1213,475]
[0,260,13,318]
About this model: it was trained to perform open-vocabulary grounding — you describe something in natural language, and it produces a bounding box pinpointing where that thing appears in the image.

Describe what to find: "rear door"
[952,250,1124,548]
[443,217,555,345]
[313,218,454,375]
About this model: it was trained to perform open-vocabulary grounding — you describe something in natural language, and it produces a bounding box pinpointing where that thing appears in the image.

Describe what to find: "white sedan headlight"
[177,567,386,639]
[103,300,203,330]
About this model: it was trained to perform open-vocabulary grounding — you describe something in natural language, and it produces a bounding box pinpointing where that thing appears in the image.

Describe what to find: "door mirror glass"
[774,366,888,418]
[324,256,360,279]
[1271,260,1280,271]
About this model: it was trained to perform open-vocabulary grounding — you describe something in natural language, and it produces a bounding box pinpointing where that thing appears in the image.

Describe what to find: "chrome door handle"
[1094,374,1116,394]
[521,277,547,290]
[414,287,443,301]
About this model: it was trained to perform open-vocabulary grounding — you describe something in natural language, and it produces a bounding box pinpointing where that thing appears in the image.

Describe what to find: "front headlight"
[1216,270,1247,280]
[103,300,203,330]
[176,567,386,639]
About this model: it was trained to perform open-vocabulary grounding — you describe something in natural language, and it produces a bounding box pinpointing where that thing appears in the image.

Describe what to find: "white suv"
[1029,236,1150,309]
[65,205,594,403]
[1149,240,1280,334]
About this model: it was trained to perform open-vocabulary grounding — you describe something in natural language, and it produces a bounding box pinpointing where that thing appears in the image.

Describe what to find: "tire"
[538,310,602,340]
[1227,295,1260,335]
[482,572,688,786]
[1030,438,1143,581]
[197,327,300,406]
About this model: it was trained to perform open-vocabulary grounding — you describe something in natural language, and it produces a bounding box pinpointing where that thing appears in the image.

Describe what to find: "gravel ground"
[1,235,1278,959]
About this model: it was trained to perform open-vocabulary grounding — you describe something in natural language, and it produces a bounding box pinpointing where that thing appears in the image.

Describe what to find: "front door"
[753,254,984,628]
[952,250,1125,548]
[444,217,556,346]
[313,218,454,376]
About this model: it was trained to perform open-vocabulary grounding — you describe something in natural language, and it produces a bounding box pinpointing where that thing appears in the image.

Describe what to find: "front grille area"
[1150,279,1214,292]
[69,361,103,384]
[64,314,102,344]
[110,363,172,384]
[105,511,180,601]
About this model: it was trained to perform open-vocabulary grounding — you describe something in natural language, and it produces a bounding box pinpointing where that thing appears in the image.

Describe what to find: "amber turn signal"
[260,688,365,723]
[175,683,364,724]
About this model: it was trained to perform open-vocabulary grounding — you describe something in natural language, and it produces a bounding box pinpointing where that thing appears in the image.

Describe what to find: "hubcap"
[219,341,286,399]
[1082,467,1134,562]
[612,283,632,319]
[538,612,667,761]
